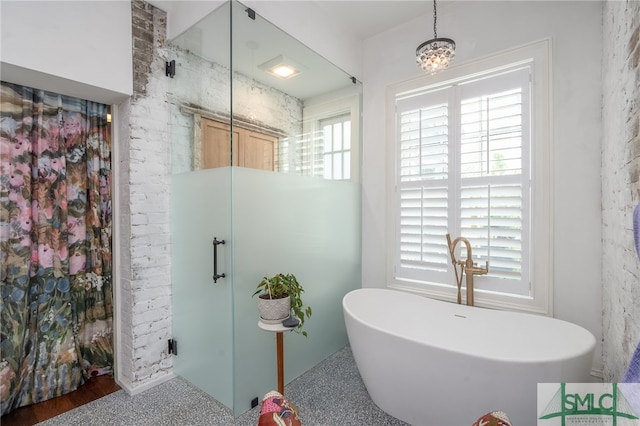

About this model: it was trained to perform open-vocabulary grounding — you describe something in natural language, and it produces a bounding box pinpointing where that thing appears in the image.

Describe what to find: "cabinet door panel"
[240,130,277,171]
[201,118,277,171]
[202,119,239,168]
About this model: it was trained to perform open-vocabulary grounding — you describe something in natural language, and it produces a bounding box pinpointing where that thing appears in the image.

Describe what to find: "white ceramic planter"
[258,295,290,324]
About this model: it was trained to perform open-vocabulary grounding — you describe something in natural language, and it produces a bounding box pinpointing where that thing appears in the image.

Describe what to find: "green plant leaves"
[253,273,312,336]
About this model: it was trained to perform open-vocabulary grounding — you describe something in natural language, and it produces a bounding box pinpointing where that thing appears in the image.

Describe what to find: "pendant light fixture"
[416,0,456,74]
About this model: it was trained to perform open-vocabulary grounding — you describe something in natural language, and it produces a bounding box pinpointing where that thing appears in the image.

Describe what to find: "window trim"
[386,38,553,315]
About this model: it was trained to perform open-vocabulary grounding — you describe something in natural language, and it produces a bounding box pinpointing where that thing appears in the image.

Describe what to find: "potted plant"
[253,273,312,337]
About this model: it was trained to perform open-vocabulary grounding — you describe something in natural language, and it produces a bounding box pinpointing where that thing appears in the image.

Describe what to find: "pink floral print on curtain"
[0,81,113,415]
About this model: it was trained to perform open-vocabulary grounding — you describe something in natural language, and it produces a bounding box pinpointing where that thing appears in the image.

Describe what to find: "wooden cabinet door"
[239,130,277,171]
[201,118,277,171]
[201,118,239,168]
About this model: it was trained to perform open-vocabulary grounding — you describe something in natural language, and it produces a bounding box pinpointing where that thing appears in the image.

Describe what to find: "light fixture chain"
[433,0,438,38]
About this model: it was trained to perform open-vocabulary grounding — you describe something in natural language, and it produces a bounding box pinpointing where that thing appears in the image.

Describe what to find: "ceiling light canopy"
[258,55,301,80]
[416,0,455,74]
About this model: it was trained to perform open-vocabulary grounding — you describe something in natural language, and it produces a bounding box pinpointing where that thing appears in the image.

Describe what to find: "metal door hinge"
[168,339,178,355]
[166,60,176,78]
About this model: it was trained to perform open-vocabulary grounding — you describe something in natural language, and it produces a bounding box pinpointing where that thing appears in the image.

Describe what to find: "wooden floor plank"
[0,406,39,426]
[32,396,75,423]
[1,375,120,426]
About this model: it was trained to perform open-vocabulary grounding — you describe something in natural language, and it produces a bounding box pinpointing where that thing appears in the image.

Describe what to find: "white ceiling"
[310,1,429,40]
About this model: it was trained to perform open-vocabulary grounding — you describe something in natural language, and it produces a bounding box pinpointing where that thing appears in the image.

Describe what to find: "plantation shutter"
[395,66,531,297]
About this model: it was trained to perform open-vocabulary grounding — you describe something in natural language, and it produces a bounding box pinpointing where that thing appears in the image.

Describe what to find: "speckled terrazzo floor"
[38,346,409,426]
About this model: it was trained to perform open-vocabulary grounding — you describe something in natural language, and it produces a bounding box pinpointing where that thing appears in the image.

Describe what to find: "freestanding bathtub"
[343,288,596,426]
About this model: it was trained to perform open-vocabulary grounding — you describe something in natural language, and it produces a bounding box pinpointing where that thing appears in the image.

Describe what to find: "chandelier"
[416,0,456,74]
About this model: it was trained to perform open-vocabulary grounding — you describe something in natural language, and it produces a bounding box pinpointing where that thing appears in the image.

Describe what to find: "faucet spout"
[446,234,489,306]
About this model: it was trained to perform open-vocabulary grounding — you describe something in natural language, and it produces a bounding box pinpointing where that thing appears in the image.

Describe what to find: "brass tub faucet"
[446,234,489,306]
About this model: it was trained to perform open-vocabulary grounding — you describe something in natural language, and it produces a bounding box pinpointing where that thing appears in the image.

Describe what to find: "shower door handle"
[213,237,226,283]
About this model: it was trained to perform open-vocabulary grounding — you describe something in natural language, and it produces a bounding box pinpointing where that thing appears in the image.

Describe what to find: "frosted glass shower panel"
[231,168,361,414]
[171,168,233,408]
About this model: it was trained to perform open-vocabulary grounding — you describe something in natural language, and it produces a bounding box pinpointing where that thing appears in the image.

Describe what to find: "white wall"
[148,0,223,39]
[0,0,132,104]
[361,1,604,375]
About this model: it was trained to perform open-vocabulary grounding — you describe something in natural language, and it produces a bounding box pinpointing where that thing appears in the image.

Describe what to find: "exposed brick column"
[602,0,640,381]
[116,0,173,392]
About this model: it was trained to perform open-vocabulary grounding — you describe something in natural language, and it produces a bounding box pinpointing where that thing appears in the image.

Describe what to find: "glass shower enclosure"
[169,1,362,416]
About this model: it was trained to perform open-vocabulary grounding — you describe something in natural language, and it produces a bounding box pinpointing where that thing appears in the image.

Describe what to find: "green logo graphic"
[539,383,639,425]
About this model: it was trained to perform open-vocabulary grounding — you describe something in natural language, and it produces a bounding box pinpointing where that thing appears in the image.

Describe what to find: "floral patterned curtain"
[0,82,113,415]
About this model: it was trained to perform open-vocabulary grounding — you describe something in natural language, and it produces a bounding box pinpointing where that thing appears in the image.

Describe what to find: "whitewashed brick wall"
[116,0,173,391]
[602,0,640,381]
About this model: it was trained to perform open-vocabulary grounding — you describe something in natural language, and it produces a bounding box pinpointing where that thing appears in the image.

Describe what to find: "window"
[388,40,551,314]
[288,113,351,180]
[290,88,361,181]
[321,114,351,180]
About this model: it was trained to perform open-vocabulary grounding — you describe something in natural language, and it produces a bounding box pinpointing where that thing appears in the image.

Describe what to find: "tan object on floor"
[472,410,512,426]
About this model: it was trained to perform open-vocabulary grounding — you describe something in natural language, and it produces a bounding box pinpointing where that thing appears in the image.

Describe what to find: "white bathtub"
[343,288,596,426]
